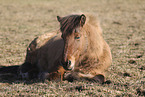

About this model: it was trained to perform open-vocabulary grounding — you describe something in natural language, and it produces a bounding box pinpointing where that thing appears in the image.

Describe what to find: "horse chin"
[67,65,74,70]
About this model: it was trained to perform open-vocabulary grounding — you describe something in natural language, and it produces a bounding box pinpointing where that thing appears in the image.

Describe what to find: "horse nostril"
[64,60,72,70]
[68,60,71,65]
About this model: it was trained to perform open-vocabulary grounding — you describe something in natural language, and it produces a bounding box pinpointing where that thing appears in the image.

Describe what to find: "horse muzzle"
[63,57,75,70]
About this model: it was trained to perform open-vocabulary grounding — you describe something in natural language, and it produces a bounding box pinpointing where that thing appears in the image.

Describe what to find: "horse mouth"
[62,57,75,70]
[67,64,74,70]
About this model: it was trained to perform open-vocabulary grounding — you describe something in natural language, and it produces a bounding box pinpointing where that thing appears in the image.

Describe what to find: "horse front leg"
[64,71,105,83]
[78,72,106,83]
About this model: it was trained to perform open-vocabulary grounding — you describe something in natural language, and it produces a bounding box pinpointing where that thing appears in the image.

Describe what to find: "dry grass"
[0,0,145,96]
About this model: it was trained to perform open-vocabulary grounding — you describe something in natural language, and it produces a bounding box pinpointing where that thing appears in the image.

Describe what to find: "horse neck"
[81,24,104,58]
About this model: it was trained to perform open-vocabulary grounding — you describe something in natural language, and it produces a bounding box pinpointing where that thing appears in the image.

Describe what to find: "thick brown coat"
[19,13,112,82]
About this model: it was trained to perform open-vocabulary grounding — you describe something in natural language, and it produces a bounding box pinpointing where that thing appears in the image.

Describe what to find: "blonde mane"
[83,14,104,58]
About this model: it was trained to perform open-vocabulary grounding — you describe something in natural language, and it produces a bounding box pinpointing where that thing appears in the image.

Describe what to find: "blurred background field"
[0,0,144,96]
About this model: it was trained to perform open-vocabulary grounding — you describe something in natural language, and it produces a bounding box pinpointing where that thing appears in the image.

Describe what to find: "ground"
[0,0,145,96]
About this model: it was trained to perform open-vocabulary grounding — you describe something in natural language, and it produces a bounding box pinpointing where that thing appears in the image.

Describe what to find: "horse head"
[57,14,86,70]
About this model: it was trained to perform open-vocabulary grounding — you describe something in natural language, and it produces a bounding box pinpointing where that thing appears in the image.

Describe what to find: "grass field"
[0,0,145,96]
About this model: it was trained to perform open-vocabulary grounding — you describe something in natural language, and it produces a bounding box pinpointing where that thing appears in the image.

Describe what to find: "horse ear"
[80,14,86,26]
[57,16,62,22]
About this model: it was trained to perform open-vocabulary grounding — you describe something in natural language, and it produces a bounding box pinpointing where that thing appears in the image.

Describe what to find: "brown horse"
[19,13,112,83]
[57,13,112,83]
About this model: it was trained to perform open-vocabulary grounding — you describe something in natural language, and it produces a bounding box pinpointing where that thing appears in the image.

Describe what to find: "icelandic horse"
[19,13,112,83]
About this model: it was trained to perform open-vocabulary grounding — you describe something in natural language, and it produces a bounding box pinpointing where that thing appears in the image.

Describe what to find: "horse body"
[37,33,64,72]
[19,33,65,80]
[20,13,112,83]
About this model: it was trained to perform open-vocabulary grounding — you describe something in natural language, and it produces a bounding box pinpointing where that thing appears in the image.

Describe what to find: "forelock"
[60,15,81,35]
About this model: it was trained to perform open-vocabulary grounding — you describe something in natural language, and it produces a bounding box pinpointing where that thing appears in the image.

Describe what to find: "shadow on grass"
[0,65,19,83]
[0,65,41,84]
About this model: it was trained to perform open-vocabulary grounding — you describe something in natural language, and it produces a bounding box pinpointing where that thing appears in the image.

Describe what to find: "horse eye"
[75,36,80,39]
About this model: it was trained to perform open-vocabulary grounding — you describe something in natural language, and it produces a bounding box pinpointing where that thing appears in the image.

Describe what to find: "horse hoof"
[92,74,105,83]
[64,73,74,82]
[102,80,112,85]
[19,72,29,79]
